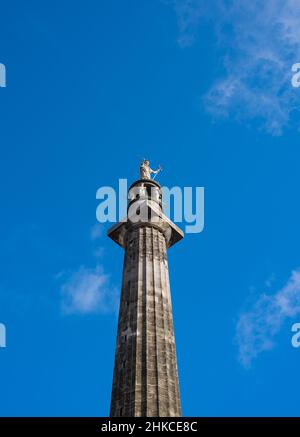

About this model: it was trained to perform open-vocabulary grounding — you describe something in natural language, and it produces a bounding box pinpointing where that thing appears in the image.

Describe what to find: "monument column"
[108,162,183,417]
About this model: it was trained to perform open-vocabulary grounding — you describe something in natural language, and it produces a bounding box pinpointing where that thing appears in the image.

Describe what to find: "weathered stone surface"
[108,179,182,417]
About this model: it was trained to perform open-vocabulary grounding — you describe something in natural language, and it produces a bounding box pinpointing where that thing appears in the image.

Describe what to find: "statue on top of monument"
[140,159,161,180]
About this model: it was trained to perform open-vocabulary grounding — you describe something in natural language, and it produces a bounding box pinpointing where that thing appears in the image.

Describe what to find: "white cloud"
[90,223,104,240]
[90,224,105,259]
[93,247,104,258]
[60,265,117,315]
[171,0,300,135]
[171,0,208,48]
[236,269,300,368]
[90,223,104,259]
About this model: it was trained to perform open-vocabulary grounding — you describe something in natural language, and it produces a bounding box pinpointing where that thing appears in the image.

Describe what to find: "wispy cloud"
[59,265,117,315]
[57,223,116,315]
[170,0,300,135]
[93,247,104,258]
[90,223,105,259]
[171,0,209,48]
[236,268,300,368]
[90,223,104,241]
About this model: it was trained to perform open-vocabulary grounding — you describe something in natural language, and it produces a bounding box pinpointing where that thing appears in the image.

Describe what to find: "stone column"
[108,179,183,417]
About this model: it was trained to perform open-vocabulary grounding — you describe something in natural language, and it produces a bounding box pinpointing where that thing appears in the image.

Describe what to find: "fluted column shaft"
[110,224,181,417]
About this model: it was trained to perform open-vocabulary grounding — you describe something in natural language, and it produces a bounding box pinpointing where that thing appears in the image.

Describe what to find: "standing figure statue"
[140,159,161,180]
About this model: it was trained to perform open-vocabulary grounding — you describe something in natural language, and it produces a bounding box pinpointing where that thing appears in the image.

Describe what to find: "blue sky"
[1,0,300,416]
